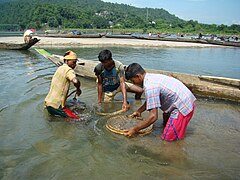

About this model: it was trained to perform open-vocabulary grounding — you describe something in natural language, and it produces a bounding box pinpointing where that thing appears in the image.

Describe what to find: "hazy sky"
[102,0,240,25]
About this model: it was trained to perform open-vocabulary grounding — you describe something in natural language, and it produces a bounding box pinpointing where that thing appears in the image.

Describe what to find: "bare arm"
[96,75,103,103]
[72,77,81,96]
[119,76,129,110]
[130,101,146,117]
[137,101,146,114]
[125,107,158,137]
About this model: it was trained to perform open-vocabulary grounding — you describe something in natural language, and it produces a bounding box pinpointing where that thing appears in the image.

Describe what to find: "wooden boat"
[45,30,59,34]
[134,36,209,44]
[134,36,240,47]
[206,39,240,47]
[38,33,102,38]
[104,34,136,39]
[0,38,40,50]
[35,48,240,102]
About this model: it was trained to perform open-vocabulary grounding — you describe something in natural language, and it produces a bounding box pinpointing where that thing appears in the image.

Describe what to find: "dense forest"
[0,0,239,35]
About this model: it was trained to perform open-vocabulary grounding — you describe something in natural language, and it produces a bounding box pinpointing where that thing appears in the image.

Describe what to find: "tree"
[92,16,109,29]
[48,17,59,28]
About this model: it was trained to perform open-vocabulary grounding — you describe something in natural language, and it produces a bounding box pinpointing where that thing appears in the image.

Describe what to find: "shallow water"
[0,48,240,179]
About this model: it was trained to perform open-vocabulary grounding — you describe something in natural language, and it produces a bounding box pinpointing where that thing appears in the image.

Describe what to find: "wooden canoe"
[133,36,240,47]
[35,49,240,102]
[0,38,40,50]
[38,33,102,38]
[206,39,240,47]
[104,34,136,39]
[134,35,208,43]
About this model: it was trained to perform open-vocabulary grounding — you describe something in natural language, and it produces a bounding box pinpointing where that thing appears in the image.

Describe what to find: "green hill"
[0,0,183,30]
[0,0,239,34]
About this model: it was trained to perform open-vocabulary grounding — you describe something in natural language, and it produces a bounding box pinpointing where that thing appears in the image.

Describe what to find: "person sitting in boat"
[44,50,82,119]
[124,63,196,141]
[23,29,35,43]
[94,49,143,111]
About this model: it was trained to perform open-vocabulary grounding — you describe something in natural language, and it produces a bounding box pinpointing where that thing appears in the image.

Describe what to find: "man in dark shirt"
[94,49,143,111]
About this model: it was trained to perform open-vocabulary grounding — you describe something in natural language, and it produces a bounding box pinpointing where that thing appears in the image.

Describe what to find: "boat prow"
[0,38,40,50]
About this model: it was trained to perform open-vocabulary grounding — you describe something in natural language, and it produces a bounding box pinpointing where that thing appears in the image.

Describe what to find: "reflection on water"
[0,48,239,179]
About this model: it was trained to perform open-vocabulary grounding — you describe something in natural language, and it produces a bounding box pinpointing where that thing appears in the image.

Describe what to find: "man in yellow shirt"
[44,50,81,118]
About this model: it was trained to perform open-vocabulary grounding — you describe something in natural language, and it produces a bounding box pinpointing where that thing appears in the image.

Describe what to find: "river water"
[0,47,239,179]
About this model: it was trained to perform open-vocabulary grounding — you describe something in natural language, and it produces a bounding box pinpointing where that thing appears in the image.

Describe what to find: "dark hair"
[63,51,70,62]
[125,63,145,80]
[64,51,70,57]
[98,49,112,62]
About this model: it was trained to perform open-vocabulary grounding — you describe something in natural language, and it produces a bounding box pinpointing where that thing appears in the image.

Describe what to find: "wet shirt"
[144,73,196,117]
[44,64,76,109]
[94,60,124,92]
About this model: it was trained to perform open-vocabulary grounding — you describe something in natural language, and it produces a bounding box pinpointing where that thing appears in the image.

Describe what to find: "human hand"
[122,102,130,111]
[129,111,141,118]
[76,88,82,96]
[124,127,138,137]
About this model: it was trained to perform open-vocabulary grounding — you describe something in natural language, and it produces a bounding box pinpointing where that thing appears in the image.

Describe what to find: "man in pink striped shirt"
[124,63,196,141]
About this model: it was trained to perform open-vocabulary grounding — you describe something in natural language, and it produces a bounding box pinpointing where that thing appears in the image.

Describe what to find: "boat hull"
[0,38,40,50]
[38,34,102,38]
[35,49,240,102]
[134,36,240,47]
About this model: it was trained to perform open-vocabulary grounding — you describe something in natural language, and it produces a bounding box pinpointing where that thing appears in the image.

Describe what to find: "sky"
[102,0,240,25]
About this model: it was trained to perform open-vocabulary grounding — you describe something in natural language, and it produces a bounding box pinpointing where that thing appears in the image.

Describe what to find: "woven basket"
[106,115,153,135]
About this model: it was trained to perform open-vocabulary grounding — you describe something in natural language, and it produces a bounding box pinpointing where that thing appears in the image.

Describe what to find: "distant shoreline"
[0,36,221,48]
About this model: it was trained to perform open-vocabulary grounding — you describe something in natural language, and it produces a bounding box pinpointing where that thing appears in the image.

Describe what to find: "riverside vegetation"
[0,0,239,35]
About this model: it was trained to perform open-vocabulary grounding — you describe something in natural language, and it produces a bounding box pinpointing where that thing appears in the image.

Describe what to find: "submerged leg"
[162,112,170,127]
